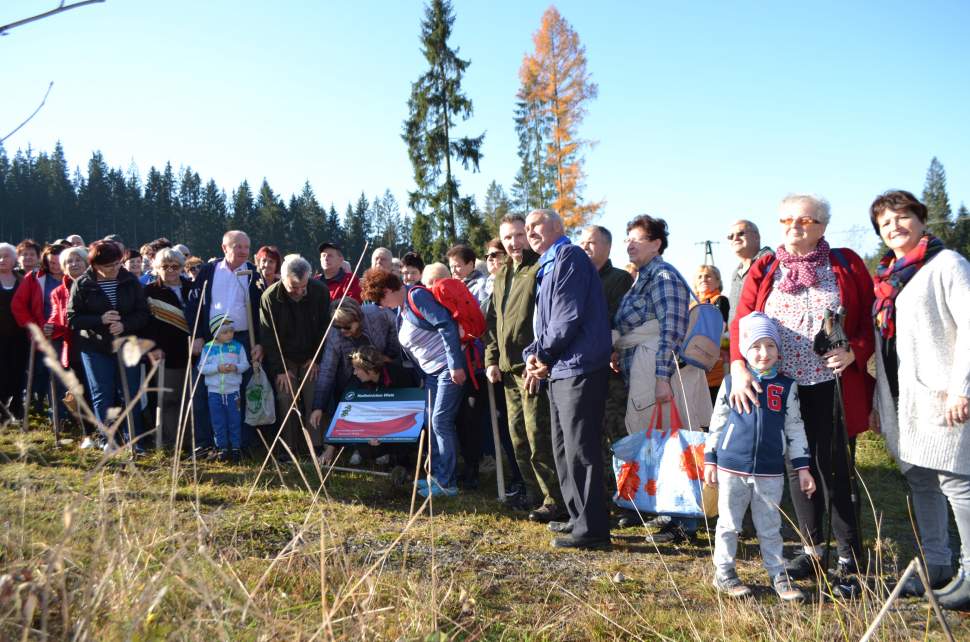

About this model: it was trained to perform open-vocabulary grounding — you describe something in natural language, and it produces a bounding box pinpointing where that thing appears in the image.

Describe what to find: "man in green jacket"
[485,214,564,521]
[580,226,634,503]
[259,255,331,460]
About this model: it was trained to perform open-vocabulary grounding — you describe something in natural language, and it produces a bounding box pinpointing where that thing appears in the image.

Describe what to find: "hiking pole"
[486,380,506,501]
[154,358,166,450]
[22,339,36,432]
[49,377,60,444]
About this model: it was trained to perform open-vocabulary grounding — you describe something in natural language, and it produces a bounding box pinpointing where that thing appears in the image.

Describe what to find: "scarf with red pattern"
[873,234,944,339]
[775,238,831,294]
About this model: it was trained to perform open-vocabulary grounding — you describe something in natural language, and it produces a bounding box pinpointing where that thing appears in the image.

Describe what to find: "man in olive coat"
[485,214,564,521]
[259,255,331,459]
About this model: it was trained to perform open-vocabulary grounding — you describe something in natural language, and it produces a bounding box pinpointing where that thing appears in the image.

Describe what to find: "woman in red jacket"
[12,242,67,413]
[729,194,875,592]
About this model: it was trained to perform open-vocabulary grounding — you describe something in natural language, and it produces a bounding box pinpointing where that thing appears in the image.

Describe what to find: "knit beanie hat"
[209,313,233,335]
[738,311,781,357]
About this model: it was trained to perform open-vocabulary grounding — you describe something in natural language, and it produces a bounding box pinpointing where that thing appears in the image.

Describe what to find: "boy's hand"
[798,469,816,498]
[703,463,718,486]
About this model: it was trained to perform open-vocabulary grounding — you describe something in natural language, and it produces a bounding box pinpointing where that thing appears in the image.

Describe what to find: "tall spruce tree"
[230,180,256,232]
[922,157,953,245]
[403,0,485,255]
[482,181,510,237]
[344,192,371,264]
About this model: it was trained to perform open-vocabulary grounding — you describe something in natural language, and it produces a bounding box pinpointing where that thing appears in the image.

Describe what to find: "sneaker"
[79,437,96,450]
[934,570,970,610]
[713,570,753,598]
[349,449,362,465]
[504,480,526,501]
[217,449,231,462]
[417,478,459,498]
[773,573,806,602]
[529,504,568,523]
[548,520,574,534]
[644,522,697,545]
[831,559,862,600]
[785,553,821,580]
[898,563,954,598]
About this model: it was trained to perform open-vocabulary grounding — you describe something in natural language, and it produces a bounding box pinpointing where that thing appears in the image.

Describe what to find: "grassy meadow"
[1,419,968,641]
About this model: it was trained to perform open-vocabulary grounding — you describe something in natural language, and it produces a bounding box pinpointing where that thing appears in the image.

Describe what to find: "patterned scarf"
[775,238,831,294]
[873,234,944,339]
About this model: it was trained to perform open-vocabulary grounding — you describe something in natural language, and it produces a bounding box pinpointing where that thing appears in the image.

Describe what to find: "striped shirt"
[98,279,119,308]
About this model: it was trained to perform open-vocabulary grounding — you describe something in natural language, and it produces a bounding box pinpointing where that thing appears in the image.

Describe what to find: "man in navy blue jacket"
[523,209,612,550]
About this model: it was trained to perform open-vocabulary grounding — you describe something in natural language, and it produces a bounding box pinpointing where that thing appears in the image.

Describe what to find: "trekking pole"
[22,340,36,433]
[486,380,506,501]
[154,358,166,450]
[49,377,60,444]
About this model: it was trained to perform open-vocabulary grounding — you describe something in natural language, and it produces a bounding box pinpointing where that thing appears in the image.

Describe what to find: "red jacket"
[324,270,362,303]
[11,270,47,330]
[48,276,74,368]
[729,248,875,436]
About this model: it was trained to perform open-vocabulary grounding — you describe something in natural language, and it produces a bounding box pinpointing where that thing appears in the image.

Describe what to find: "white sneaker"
[79,437,95,450]
[349,450,362,465]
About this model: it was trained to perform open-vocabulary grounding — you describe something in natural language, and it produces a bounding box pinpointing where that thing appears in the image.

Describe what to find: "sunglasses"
[485,252,506,260]
[726,231,746,241]
[780,216,821,227]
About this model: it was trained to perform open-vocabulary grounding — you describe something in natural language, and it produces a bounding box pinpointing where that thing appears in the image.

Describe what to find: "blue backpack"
[664,266,725,371]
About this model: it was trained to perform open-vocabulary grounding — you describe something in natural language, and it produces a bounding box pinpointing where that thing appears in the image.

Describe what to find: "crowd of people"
[0,189,968,608]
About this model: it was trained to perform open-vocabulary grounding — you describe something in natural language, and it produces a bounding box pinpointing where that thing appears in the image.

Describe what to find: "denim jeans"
[80,350,144,447]
[209,391,242,450]
[425,368,464,488]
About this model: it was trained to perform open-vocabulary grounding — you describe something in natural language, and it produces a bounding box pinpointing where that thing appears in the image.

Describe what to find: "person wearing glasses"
[726,220,773,325]
[482,239,506,313]
[142,248,193,447]
[67,240,150,452]
[728,193,875,595]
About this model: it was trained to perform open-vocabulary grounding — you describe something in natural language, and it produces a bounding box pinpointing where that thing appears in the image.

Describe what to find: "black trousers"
[0,331,28,419]
[548,367,610,540]
[788,379,861,561]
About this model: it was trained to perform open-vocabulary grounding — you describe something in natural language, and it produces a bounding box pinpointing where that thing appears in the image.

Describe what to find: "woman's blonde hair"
[695,264,722,290]
[332,298,363,327]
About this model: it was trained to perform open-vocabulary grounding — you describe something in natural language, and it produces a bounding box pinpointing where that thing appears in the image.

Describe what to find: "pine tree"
[289,181,325,260]
[511,68,557,213]
[230,180,256,233]
[78,151,111,241]
[922,157,953,245]
[953,203,969,260]
[254,179,287,248]
[520,6,602,230]
[482,181,510,237]
[403,0,485,249]
[198,179,228,258]
[324,204,344,249]
[344,192,371,264]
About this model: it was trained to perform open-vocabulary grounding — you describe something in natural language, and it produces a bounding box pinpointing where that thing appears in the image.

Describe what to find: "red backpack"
[406,278,486,385]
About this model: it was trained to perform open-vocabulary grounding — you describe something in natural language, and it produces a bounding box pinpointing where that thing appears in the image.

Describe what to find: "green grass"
[1,424,967,641]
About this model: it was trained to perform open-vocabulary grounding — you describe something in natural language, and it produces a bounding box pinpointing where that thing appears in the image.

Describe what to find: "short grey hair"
[59,246,88,271]
[0,242,16,258]
[281,254,312,280]
[372,247,392,259]
[584,225,613,245]
[528,208,564,230]
[174,243,190,257]
[422,262,450,286]
[153,247,186,268]
[222,230,250,246]
[780,194,831,225]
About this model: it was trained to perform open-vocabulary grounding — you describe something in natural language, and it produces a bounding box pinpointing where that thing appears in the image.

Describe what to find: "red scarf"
[873,234,944,339]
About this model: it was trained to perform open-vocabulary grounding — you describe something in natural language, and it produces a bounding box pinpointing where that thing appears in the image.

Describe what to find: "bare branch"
[0,81,54,145]
[0,0,105,36]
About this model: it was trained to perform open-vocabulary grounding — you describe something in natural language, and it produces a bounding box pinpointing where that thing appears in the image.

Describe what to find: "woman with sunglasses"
[728,193,875,594]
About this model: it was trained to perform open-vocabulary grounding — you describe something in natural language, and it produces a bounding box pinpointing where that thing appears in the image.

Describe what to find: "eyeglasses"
[160,264,181,271]
[726,231,746,240]
[623,237,654,245]
[485,252,506,260]
[779,216,821,227]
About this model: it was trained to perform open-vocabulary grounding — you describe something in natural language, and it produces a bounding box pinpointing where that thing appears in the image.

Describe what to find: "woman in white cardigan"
[870,189,970,610]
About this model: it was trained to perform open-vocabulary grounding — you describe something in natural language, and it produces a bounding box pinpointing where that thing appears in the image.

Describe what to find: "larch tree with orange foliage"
[518,6,602,230]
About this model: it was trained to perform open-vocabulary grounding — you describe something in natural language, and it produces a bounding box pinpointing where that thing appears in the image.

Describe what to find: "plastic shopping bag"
[245,364,276,426]
[612,401,717,518]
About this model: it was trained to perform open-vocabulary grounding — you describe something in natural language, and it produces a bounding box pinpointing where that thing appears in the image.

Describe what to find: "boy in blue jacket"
[199,314,250,462]
[704,312,815,601]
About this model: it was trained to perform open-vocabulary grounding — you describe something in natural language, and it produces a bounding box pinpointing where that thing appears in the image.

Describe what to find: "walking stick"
[49,378,60,444]
[22,340,36,433]
[117,352,135,450]
[486,380,506,500]
[154,358,166,450]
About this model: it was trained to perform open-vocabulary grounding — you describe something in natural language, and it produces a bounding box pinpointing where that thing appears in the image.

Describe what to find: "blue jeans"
[80,350,144,447]
[424,368,464,488]
[208,391,242,450]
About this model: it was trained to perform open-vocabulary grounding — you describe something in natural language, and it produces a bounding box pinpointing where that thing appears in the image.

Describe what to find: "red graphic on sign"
[331,412,419,439]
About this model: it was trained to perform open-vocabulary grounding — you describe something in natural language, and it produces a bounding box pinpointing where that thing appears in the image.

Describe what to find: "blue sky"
[2,1,968,273]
